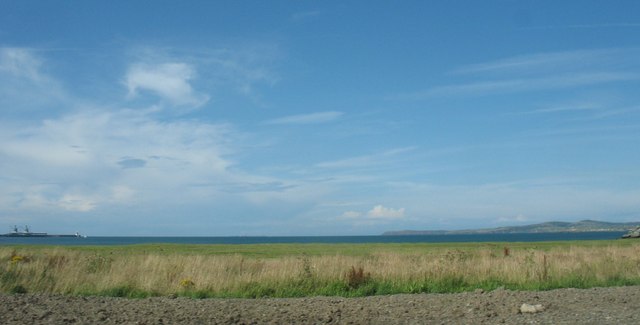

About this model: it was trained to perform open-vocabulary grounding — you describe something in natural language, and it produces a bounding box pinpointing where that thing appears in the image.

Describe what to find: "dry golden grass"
[2,242,640,297]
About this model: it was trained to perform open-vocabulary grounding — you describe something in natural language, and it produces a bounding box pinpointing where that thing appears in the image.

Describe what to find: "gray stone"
[520,303,544,313]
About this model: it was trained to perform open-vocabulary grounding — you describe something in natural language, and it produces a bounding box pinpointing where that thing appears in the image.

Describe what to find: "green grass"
[2,239,639,298]
[172,276,640,299]
[5,239,629,257]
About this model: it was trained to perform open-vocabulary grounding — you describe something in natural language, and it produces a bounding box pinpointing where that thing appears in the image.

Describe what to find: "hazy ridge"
[383,220,640,236]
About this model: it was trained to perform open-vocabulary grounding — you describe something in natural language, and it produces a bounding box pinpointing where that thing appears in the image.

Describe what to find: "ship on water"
[1,225,86,238]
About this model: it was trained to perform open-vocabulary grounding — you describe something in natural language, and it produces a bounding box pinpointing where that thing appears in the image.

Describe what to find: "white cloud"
[0,46,297,231]
[367,205,405,219]
[392,48,640,101]
[199,44,281,95]
[0,109,235,213]
[58,194,97,212]
[265,111,343,125]
[395,72,638,100]
[125,62,209,108]
[0,47,43,81]
[0,47,66,111]
[523,103,601,115]
[341,211,362,219]
[122,44,281,110]
[525,23,640,31]
[0,45,328,234]
[338,205,406,222]
[315,147,416,169]
[452,48,624,75]
[525,123,640,137]
[518,100,640,121]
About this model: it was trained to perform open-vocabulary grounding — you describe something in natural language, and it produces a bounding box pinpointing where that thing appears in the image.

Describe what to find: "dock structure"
[1,225,86,238]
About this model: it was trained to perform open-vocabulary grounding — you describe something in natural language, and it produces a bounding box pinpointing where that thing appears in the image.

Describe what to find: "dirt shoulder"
[1,286,639,324]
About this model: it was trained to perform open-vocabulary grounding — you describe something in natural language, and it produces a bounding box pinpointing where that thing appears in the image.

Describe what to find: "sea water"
[0,231,626,246]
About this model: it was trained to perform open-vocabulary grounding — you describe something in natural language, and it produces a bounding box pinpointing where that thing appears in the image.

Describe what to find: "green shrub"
[10,284,27,294]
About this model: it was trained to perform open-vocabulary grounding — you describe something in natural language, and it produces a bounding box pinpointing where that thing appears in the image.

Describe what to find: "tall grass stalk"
[2,242,640,298]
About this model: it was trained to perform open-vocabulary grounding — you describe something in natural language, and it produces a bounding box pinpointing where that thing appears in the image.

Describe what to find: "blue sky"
[1,1,639,236]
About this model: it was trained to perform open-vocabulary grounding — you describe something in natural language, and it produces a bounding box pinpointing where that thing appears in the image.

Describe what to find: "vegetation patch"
[1,241,639,298]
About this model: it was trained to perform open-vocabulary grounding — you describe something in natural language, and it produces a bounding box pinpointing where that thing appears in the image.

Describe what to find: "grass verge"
[1,240,640,298]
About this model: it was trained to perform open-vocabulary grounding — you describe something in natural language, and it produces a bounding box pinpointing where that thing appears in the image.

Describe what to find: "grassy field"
[2,240,640,298]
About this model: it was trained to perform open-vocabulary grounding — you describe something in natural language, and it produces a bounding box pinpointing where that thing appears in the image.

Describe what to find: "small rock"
[39,311,53,320]
[520,303,545,313]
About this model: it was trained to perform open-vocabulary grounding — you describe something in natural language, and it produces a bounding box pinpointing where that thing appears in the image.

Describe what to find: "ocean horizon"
[0,231,627,246]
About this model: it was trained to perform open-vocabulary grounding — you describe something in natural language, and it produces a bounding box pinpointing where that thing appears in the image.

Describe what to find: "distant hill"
[382,220,640,236]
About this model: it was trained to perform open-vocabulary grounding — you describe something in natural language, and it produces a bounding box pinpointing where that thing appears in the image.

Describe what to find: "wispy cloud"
[315,147,416,169]
[452,48,624,75]
[58,194,97,212]
[125,62,210,108]
[392,48,640,101]
[126,44,281,106]
[0,109,235,212]
[203,48,280,96]
[339,204,406,221]
[0,47,67,112]
[264,111,343,125]
[584,106,640,120]
[525,23,640,31]
[526,123,640,137]
[0,47,44,81]
[340,211,362,219]
[394,72,638,100]
[521,103,601,115]
[194,180,298,193]
[0,45,298,222]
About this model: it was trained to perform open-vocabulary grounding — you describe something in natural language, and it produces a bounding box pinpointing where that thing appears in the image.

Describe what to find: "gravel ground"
[2,286,640,324]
